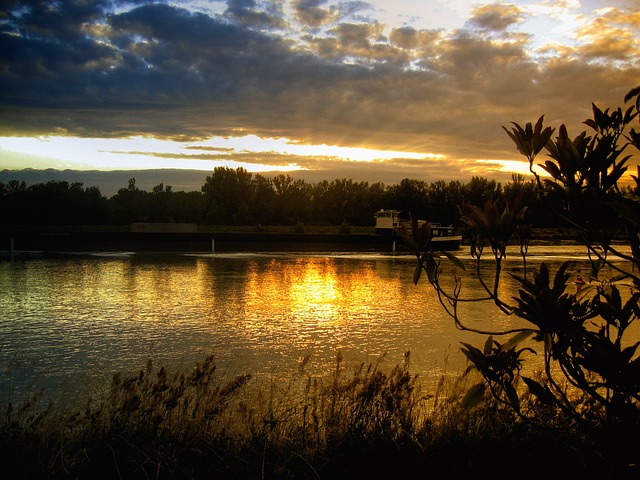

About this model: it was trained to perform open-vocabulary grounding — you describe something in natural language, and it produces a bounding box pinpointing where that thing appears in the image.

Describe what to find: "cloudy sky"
[1,0,639,187]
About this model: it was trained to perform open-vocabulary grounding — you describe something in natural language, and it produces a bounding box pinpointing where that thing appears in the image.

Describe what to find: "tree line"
[1,167,565,228]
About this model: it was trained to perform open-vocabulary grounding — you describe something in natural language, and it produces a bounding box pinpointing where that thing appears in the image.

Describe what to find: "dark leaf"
[541,160,562,180]
[461,342,486,368]
[522,377,556,406]
[425,253,437,284]
[413,262,422,286]
[504,382,520,410]
[583,118,598,131]
[502,330,536,351]
[441,251,466,271]
[483,336,494,356]
[624,85,640,104]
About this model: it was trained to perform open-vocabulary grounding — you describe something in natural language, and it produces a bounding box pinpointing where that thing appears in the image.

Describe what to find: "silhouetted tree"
[271,174,312,224]
[387,178,429,220]
[201,167,256,225]
[108,178,147,224]
[1,181,107,225]
[464,176,502,207]
[425,180,465,225]
[251,174,277,224]
[4,168,571,228]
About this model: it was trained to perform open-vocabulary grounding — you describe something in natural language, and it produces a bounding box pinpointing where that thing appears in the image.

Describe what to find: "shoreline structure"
[1,225,582,256]
[1,230,393,254]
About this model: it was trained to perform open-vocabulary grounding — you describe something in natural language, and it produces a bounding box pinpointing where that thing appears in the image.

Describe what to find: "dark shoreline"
[1,230,400,254]
[0,226,592,257]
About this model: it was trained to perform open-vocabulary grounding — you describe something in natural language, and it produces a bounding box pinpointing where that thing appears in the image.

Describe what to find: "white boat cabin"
[374,209,428,234]
[374,209,462,250]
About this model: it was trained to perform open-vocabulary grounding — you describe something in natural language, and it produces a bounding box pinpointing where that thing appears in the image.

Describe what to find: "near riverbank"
[1,354,623,479]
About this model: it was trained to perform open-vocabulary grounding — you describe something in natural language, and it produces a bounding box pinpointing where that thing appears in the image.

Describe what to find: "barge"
[374,209,462,251]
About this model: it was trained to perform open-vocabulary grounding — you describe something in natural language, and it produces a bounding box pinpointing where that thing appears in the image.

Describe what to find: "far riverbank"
[0,225,591,256]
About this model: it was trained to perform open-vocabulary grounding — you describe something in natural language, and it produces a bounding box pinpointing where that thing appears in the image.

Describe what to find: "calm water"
[0,245,633,400]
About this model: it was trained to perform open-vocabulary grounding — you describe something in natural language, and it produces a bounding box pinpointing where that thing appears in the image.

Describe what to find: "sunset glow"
[1,0,638,189]
[0,134,439,172]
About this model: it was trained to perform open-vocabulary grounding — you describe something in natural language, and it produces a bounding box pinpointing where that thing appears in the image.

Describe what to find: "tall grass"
[1,352,610,479]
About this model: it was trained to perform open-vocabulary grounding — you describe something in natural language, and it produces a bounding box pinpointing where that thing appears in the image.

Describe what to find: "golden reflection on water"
[288,259,340,321]
[184,255,442,375]
[235,257,411,331]
[5,247,629,396]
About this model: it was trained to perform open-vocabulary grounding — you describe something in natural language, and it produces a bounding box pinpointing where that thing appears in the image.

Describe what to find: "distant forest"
[1,166,561,228]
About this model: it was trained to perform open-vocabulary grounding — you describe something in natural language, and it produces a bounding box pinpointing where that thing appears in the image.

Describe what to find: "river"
[0,244,634,402]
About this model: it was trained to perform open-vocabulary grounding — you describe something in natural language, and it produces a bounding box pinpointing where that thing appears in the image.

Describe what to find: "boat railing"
[397,220,451,236]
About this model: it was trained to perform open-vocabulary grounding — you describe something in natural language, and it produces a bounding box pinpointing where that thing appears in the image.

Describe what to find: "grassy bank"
[1,353,620,479]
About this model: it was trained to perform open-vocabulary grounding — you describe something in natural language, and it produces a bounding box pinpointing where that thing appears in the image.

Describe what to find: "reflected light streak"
[240,258,345,327]
[289,259,340,322]
[237,257,396,339]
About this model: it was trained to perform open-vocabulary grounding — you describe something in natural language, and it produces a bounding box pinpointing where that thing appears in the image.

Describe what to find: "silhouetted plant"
[404,86,640,477]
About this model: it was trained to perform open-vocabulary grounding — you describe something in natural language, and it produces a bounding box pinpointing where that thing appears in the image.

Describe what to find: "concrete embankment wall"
[1,231,399,253]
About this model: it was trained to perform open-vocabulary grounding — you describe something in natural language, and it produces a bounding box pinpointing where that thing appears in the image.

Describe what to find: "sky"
[1,0,639,190]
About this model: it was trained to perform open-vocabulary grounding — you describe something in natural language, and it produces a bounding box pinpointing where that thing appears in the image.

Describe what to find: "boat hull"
[430,235,463,251]
[390,234,463,252]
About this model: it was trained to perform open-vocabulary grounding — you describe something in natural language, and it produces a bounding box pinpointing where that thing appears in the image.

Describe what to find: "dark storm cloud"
[1,1,313,135]
[1,0,639,178]
[3,0,407,145]
[1,1,117,102]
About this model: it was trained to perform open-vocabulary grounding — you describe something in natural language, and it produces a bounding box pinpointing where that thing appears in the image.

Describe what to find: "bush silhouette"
[404,86,640,477]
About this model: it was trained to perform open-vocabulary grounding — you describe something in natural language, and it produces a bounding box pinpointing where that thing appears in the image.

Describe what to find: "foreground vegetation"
[403,86,640,479]
[0,353,619,479]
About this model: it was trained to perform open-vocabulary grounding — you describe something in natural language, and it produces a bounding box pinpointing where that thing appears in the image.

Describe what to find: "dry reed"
[0,351,607,479]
